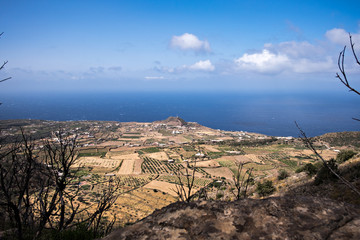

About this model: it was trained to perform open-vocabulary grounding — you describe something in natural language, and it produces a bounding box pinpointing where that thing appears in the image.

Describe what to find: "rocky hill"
[314,131,360,148]
[154,116,188,126]
[103,196,360,240]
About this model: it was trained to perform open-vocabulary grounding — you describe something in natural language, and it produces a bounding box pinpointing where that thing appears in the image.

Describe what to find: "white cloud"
[235,50,289,74]
[266,41,323,58]
[154,60,215,74]
[234,47,334,74]
[188,60,215,71]
[326,28,360,46]
[170,33,211,52]
[232,27,360,75]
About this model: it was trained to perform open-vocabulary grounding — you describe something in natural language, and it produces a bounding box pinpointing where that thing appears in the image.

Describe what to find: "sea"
[0,91,359,137]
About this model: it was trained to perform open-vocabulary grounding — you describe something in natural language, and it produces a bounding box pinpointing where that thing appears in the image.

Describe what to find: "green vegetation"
[140,147,160,153]
[207,151,226,159]
[316,132,360,148]
[158,175,211,187]
[183,145,196,151]
[256,180,276,197]
[141,157,183,174]
[296,163,319,176]
[158,129,172,136]
[78,152,107,158]
[277,158,298,169]
[314,159,339,185]
[117,176,152,189]
[336,150,357,163]
[120,135,142,139]
[277,169,289,180]
[113,161,123,172]
[74,169,91,177]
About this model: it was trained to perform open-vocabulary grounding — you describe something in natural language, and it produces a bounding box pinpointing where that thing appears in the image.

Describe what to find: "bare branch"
[336,35,360,96]
[350,34,360,66]
[171,158,197,203]
[231,162,253,200]
[295,122,360,197]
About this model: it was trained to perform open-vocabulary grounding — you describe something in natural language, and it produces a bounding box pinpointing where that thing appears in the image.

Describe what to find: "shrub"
[314,159,339,185]
[336,150,356,163]
[277,169,289,180]
[256,180,275,197]
[295,163,318,176]
[216,193,224,200]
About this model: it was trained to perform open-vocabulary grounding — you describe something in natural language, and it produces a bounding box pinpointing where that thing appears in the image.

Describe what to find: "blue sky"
[0,0,360,92]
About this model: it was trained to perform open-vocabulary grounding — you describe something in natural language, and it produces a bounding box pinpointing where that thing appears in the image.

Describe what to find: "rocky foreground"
[103,196,360,240]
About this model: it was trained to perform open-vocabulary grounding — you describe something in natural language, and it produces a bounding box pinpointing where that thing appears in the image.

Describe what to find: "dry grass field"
[203,145,221,152]
[74,157,120,169]
[3,119,356,233]
[193,160,220,168]
[143,180,181,196]
[203,167,234,180]
[145,151,169,161]
[118,160,135,174]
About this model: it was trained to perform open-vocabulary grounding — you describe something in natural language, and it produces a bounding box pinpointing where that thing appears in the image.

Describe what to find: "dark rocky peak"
[155,116,188,126]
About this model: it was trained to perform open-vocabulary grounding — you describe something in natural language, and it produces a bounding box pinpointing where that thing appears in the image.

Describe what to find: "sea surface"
[0,91,359,137]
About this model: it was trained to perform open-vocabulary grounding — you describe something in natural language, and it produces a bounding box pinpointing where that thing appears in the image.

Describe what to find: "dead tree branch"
[172,159,197,203]
[295,122,360,197]
[335,34,360,96]
[86,178,120,238]
[0,129,39,240]
[231,163,253,200]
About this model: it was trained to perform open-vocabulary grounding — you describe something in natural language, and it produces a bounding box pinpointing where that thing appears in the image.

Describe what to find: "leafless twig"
[231,163,253,200]
[336,34,360,96]
[172,159,197,203]
[295,122,360,197]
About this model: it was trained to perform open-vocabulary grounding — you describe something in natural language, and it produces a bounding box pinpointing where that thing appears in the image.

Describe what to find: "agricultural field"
[1,118,356,229]
[74,157,120,169]
[144,151,169,161]
[141,157,184,174]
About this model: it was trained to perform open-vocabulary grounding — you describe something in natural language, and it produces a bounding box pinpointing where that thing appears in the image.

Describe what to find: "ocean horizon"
[0,90,359,137]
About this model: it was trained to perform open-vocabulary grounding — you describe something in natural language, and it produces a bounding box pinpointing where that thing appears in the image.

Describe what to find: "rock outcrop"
[155,116,188,126]
[103,196,360,240]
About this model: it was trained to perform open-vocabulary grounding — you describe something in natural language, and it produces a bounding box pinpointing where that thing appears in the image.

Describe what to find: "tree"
[230,163,253,200]
[172,159,197,203]
[0,130,39,239]
[0,130,120,239]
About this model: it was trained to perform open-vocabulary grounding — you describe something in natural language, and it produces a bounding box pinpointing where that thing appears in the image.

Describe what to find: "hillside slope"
[104,196,360,240]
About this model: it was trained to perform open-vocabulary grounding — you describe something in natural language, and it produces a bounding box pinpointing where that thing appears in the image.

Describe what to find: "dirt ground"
[74,157,120,168]
[145,152,169,161]
[143,180,199,197]
[118,160,135,174]
[133,158,143,174]
[243,154,263,163]
[193,160,220,168]
[143,180,180,197]
[203,145,221,152]
[203,167,234,180]
[110,153,140,160]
